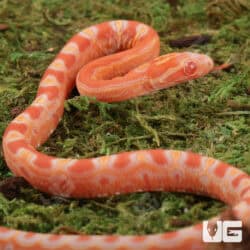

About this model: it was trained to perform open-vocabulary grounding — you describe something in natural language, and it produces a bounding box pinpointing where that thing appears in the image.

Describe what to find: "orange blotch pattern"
[150,150,168,165]
[185,152,201,168]
[69,159,95,173]
[114,152,131,169]
[77,235,91,241]
[25,106,43,119]
[57,53,76,69]
[42,69,65,84]
[48,235,62,241]
[132,236,147,242]
[37,86,59,100]
[232,174,249,188]
[7,139,27,154]
[240,186,250,197]
[104,235,119,243]
[4,123,27,135]
[214,162,229,178]
[33,153,52,168]
[72,35,91,52]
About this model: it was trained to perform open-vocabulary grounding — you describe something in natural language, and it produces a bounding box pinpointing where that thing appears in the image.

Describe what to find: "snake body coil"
[2,20,250,250]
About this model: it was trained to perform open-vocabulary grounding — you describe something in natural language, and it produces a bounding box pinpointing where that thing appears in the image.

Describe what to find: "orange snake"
[1,20,250,250]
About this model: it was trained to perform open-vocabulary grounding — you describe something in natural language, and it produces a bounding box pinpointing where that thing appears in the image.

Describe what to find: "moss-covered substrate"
[0,0,249,235]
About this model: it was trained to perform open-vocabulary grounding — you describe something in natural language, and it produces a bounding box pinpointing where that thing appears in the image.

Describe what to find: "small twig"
[107,135,152,146]
[138,114,177,121]
[82,130,192,158]
[89,121,114,135]
[227,100,250,111]
[135,114,161,146]
[169,34,211,48]
[159,131,192,138]
[91,201,118,212]
[216,111,250,116]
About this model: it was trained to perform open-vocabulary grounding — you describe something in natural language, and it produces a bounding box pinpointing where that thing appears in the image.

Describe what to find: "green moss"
[0,0,249,235]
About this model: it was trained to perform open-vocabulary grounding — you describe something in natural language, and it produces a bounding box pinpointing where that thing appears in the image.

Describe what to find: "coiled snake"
[2,20,250,250]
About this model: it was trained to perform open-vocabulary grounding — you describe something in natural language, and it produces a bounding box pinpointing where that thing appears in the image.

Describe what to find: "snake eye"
[184,61,197,76]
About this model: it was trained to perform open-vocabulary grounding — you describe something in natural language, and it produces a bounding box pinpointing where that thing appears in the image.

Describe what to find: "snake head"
[148,52,214,89]
[182,52,214,78]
